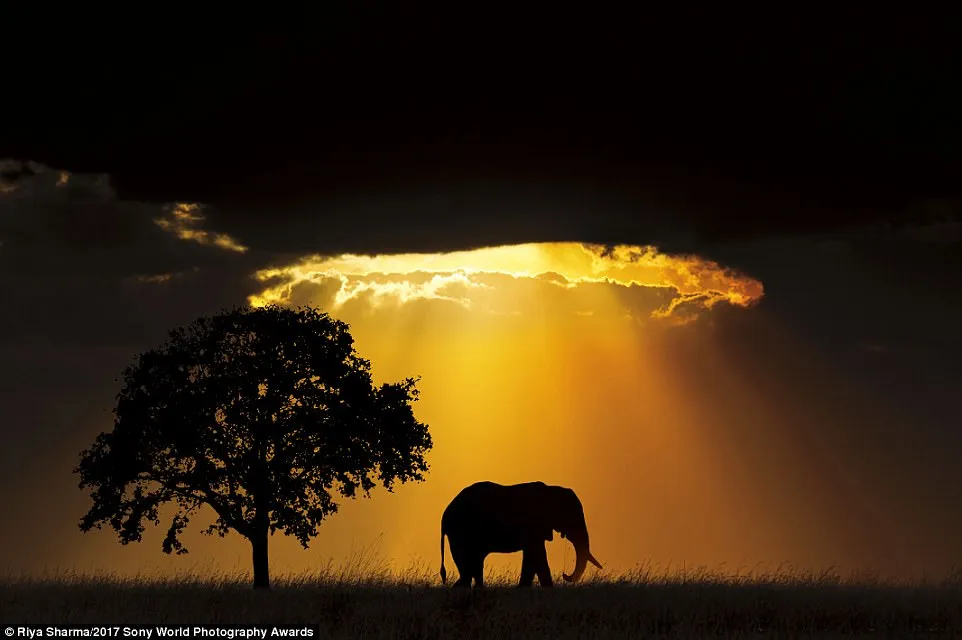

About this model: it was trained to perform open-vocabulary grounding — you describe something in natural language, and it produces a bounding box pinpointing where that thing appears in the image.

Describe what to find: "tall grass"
[3,552,962,639]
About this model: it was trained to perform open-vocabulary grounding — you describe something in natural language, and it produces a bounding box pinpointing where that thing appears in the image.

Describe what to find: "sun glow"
[54,240,916,580]
[223,241,788,578]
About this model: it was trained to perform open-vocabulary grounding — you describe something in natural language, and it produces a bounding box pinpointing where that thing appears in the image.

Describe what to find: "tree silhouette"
[75,305,432,589]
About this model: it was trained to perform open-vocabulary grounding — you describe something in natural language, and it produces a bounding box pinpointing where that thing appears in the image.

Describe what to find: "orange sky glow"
[41,241,949,582]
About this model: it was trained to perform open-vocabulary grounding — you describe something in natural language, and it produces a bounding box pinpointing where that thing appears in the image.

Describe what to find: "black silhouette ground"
[3,568,960,639]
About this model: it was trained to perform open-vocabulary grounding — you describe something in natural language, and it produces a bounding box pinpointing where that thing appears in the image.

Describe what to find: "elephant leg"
[518,548,536,587]
[449,541,474,588]
[472,554,486,589]
[530,544,553,587]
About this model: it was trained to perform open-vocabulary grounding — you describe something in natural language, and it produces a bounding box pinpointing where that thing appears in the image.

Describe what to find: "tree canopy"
[75,305,432,588]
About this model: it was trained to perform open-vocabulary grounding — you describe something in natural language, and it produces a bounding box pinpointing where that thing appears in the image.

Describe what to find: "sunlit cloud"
[154,203,248,253]
[248,242,763,322]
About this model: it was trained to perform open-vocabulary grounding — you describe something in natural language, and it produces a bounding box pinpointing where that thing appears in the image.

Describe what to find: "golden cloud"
[248,243,763,322]
[154,203,248,253]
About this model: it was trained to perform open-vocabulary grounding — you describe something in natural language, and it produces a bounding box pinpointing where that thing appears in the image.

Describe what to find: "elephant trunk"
[561,530,603,583]
[562,546,589,583]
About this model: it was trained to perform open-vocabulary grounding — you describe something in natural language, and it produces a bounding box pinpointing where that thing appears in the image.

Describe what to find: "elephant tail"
[439,520,447,584]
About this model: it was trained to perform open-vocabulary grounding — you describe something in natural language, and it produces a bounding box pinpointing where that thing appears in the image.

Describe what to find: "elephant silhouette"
[439,481,602,587]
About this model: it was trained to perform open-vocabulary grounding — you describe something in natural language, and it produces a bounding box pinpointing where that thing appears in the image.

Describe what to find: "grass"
[3,560,962,639]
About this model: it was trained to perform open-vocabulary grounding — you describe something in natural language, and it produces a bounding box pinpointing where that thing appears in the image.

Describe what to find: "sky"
[1,8,960,581]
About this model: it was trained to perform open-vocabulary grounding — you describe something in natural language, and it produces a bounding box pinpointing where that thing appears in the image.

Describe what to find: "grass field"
[3,563,961,639]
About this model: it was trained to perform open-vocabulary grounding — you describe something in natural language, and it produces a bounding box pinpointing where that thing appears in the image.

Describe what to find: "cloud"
[0,161,262,279]
[153,203,248,252]
[887,198,962,244]
[248,242,764,323]
[130,267,201,284]
[0,161,275,350]
[0,159,114,201]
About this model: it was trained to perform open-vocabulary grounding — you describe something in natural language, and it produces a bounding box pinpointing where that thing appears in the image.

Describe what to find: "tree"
[75,305,432,589]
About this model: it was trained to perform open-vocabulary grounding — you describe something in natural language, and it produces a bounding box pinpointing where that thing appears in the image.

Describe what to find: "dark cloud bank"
[3,7,959,250]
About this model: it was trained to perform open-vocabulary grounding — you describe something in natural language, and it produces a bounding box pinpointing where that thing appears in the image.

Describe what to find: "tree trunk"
[251,526,270,589]
[251,443,272,589]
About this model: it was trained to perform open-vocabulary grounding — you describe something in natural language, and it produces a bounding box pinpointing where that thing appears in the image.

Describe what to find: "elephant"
[439,481,602,587]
